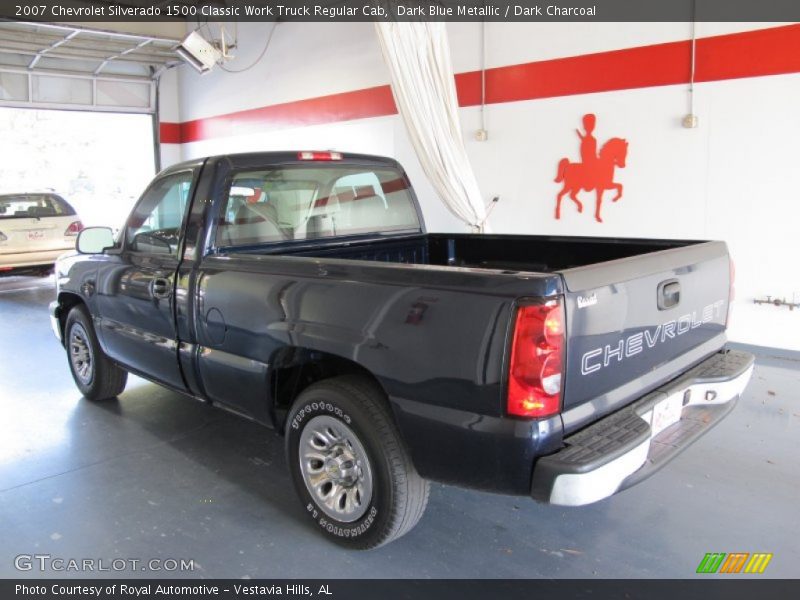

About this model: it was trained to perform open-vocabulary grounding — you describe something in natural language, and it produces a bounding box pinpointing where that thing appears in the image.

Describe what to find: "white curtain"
[374,21,489,232]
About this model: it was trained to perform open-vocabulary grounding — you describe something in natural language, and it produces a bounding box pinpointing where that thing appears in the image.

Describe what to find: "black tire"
[285,375,429,549]
[65,305,127,401]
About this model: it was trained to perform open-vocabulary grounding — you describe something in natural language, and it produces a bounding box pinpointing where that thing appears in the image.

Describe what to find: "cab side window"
[126,172,194,255]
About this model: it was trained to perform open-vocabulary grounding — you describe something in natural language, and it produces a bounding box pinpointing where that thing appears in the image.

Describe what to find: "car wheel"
[65,305,127,401]
[285,375,429,549]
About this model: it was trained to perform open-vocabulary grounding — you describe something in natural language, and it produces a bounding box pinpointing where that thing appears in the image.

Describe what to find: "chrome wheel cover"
[298,415,373,522]
[69,323,93,385]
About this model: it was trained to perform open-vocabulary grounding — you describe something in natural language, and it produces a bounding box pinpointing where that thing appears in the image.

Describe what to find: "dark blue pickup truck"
[50,151,753,548]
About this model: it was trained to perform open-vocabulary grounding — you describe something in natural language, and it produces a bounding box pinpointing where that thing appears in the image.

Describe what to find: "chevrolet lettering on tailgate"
[581,299,727,375]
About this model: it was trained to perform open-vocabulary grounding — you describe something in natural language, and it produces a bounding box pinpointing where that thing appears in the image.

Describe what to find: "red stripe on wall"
[456,24,800,106]
[159,121,182,144]
[455,40,691,106]
[159,24,800,144]
[176,85,396,144]
[696,23,800,82]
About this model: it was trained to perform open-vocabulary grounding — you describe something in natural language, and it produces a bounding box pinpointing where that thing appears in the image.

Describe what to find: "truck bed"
[240,232,703,274]
[231,231,729,433]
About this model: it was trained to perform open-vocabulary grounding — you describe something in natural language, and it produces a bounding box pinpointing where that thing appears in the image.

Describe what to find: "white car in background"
[0,193,83,275]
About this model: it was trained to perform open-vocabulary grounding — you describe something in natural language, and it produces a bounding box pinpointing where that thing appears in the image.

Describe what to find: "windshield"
[0,194,76,219]
[216,165,421,247]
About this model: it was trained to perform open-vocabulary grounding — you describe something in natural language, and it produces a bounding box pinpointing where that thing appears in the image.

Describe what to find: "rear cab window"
[216,165,421,248]
[0,194,76,219]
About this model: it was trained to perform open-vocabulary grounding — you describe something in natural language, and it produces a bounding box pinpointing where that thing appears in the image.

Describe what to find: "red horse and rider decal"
[555,114,628,223]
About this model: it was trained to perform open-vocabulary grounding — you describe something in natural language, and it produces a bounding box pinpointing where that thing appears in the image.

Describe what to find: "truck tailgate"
[559,241,731,432]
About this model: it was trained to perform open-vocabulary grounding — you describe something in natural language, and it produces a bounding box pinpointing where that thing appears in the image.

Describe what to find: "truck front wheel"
[65,305,128,401]
[285,376,429,549]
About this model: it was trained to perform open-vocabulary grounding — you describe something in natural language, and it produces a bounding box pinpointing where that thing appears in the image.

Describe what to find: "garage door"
[0,21,180,113]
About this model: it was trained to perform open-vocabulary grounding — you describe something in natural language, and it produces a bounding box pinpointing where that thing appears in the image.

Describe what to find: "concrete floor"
[0,275,798,579]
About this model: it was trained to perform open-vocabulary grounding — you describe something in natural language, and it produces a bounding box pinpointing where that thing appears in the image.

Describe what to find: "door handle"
[657,279,680,310]
[150,277,172,299]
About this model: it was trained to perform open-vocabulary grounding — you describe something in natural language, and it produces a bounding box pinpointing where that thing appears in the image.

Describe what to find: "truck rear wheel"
[285,375,429,549]
[65,305,127,401]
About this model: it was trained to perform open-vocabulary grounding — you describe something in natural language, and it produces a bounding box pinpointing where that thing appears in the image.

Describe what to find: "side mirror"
[77,227,115,254]
[132,231,172,254]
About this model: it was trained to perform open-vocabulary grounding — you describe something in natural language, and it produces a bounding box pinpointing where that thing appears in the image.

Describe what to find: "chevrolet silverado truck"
[50,151,754,549]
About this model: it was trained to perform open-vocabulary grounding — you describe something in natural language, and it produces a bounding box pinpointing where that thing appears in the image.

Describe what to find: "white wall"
[161,21,800,351]
[157,67,182,168]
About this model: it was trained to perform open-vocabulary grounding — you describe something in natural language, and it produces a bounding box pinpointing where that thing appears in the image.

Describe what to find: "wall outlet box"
[682,114,699,128]
[475,129,488,142]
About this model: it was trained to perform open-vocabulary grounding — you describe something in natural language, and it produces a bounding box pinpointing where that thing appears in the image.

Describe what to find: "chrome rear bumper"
[531,349,754,506]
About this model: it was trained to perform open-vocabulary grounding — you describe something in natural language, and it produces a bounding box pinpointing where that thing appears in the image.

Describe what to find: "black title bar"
[4,579,800,600]
[4,0,800,22]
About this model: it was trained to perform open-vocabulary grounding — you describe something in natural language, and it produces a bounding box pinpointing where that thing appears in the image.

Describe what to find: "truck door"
[94,169,197,390]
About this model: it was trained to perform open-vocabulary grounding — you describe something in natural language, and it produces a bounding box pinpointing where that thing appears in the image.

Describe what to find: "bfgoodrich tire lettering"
[285,375,429,549]
[65,305,127,401]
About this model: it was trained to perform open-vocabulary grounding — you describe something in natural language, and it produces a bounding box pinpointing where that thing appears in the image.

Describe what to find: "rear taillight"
[507,299,565,418]
[297,151,342,161]
[65,221,83,236]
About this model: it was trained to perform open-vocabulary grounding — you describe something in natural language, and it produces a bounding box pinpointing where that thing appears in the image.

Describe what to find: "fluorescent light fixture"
[175,30,221,74]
